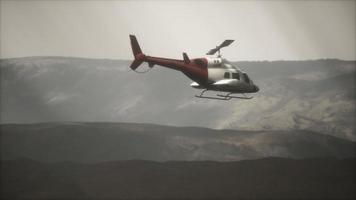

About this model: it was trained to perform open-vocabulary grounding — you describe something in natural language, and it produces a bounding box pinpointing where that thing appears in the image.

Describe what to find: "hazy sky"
[1,0,355,61]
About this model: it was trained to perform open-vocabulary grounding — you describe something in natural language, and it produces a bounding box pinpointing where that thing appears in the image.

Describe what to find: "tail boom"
[129,35,183,71]
[128,34,208,84]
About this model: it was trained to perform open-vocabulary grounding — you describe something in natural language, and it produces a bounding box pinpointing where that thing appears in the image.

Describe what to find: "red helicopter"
[129,35,259,100]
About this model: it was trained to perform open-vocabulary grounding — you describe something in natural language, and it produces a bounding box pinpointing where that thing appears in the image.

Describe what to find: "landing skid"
[195,95,231,100]
[195,90,253,100]
[216,94,253,100]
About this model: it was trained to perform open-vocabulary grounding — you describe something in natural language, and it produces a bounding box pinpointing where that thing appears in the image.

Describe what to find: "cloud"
[111,96,143,117]
[46,93,76,105]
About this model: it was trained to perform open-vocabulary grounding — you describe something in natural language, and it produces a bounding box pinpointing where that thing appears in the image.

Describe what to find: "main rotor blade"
[206,48,219,55]
[206,39,234,55]
[219,40,234,48]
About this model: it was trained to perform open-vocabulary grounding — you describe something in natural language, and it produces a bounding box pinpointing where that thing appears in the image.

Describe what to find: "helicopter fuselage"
[192,57,259,93]
[139,55,259,94]
[129,35,259,97]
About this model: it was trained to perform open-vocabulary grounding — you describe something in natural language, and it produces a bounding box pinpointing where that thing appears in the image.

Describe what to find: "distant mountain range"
[2,157,355,199]
[0,57,355,141]
[1,122,355,162]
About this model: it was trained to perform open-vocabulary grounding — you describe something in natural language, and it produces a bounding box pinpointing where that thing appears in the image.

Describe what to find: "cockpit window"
[243,73,250,83]
[224,72,230,79]
[232,73,239,80]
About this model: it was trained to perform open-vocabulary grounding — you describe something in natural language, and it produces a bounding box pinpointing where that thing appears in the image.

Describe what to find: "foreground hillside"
[1,157,355,199]
[1,57,355,140]
[1,122,355,162]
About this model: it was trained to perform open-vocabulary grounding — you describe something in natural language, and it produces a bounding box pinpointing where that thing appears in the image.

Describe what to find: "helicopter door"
[224,72,231,79]
[232,73,239,80]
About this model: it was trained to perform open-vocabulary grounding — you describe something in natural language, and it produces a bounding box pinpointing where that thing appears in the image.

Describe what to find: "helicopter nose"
[254,85,259,92]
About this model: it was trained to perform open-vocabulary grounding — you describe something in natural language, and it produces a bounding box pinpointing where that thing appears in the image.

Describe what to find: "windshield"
[243,73,250,83]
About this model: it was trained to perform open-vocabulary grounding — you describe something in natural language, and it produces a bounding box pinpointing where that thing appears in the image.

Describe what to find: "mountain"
[1,157,355,199]
[1,122,355,162]
[1,57,355,140]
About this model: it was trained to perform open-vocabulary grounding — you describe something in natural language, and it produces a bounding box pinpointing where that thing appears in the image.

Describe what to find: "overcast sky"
[0,0,355,61]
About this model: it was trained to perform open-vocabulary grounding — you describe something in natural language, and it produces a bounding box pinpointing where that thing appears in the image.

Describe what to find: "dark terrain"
[1,122,355,162]
[1,123,356,199]
[1,157,355,199]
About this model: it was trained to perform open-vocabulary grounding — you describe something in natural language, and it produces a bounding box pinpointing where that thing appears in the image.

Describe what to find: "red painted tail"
[129,35,145,70]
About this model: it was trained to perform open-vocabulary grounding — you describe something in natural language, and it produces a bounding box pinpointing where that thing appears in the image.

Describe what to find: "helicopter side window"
[243,73,250,84]
[213,60,221,66]
[224,72,230,79]
[232,73,239,80]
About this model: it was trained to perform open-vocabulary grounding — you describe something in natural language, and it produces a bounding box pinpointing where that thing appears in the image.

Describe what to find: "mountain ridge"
[1,57,355,141]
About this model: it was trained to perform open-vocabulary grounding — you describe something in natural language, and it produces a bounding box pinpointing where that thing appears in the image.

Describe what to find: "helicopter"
[129,35,259,100]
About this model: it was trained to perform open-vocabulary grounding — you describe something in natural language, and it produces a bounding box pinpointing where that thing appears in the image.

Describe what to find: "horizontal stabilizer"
[190,82,204,89]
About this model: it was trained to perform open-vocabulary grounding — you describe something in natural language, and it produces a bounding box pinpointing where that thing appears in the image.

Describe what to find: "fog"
[1,0,355,60]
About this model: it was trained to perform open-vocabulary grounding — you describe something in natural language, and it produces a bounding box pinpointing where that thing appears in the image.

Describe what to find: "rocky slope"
[1,57,355,140]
